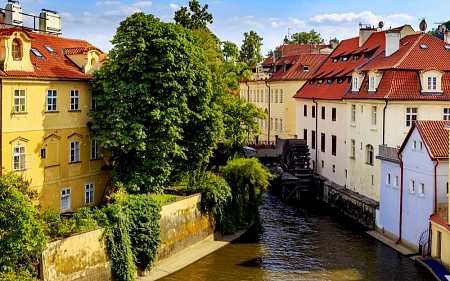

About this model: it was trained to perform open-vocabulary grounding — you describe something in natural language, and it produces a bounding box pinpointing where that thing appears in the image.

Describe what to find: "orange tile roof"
[430,214,450,231]
[261,43,329,66]
[0,27,101,80]
[269,53,328,81]
[400,120,450,159]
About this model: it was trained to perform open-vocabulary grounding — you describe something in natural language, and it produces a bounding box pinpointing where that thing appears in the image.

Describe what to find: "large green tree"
[90,13,221,193]
[222,41,239,62]
[0,173,47,275]
[240,31,263,66]
[289,30,324,44]
[174,0,213,29]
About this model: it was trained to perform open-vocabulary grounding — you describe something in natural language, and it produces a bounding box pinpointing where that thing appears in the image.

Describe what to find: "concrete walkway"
[366,231,417,256]
[139,229,248,281]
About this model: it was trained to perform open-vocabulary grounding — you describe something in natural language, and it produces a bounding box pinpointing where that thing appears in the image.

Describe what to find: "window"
[366,144,374,165]
[332,135,336,156]
[409,179,415,194]
[350,139,356,159]
[91,139,99,160]
[321,160,324,168]
[312,106,316,118]
[419,183,425,196]
[303,65,310,72]
[13,144,26,171]
[31,48,43,58]
[351,104,356,123]
[352,77,359,91]
[13,89,26,113]
[70,90,80,111]
[311,130,316,149]
[371,106,377,126]
[332,165,336,173]
[45,45,55,53]
[47,90,57,112]
[85,183,95,205]
[40,148,46,159]
[444,108,450,120]
[332,108,336,122]
[303,129,307,141]
[406,107,418,127]
[427,76,437,91]
[280,119,283,131]
[321,133,325,152]
[280,90,283,103]
[274,89,278,103]
[386,173,391,185]
[321,106,325,120]
[70,141,80,163]
[60,188,71,211]
[369,75,376,91]
[395,176,399,187]
[304,105,307,117]
[12,38,22,60]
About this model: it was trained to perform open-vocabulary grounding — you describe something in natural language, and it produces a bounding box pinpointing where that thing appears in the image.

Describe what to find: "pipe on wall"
[397,152,404,244]
[382,99,388,145]
[313,98,318,174]
[434,159,439,214]
[265,80,271,144]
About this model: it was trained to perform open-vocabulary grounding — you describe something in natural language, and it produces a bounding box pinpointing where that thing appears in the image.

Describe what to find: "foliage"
[188,172,232,230]
[91,13,221,193]
[0,271,39,281]
[240,30,263,66]
[288,29,324,44]
[222,41,239,62]
[0,173,47,275]
[220,158,271,234]
[174,0,213,30]
[149,193,182,206]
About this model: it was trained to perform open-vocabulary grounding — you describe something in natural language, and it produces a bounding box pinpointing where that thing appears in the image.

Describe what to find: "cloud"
[227,16,265,30]
[132,1,153,8]
[169,3,180,11]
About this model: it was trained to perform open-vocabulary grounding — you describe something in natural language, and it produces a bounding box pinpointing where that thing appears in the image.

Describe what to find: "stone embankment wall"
[41,194,213,281]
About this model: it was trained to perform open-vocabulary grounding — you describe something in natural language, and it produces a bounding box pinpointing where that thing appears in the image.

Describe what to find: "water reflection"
[161,193,433,281]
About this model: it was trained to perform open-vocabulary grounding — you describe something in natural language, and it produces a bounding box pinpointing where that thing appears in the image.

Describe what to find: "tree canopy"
[174,0,213,30]
[90,13,221,193]
[222,41,239,62]
[289,30,324,44]
[239,31,263,66]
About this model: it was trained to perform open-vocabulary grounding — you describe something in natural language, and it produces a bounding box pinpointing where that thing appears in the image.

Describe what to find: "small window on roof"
[332,58,338,63]
[444,45,450,51]
[44,45,55,53]
[31,48,43,58]
[419,44,428,49]
[327,79,333,84]
[342,57,348,61]
[303,65,310,72]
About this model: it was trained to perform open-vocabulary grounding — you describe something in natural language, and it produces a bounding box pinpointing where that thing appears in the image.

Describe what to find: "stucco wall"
[431,221,450,269]
[379,160,400,239]
[41,194,214,281]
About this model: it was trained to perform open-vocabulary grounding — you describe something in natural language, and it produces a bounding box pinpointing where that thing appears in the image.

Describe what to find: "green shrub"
[220,158,271,234]
[0,271,39,281]
[0,173,47,274]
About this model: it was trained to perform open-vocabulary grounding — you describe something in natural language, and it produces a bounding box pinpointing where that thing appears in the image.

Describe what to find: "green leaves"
[174,0,213,30]
[240,31,263,66]
[289,30,324,44]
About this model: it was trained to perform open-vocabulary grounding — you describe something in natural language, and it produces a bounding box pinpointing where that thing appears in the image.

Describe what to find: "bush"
[0,173,47,274]
[220,158,271,234]
[0,271,39,281]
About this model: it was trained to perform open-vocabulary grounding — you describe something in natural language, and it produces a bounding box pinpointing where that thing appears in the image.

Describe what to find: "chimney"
[385,31,400,57]
[5,0,23,27]
[39,9,61,34]
[359,24,376,47]
[329,38,339,49]
[445,31,450,44]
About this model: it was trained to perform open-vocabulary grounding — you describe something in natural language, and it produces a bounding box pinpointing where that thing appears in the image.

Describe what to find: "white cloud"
[132,1,153,8]
[169,3,180,11]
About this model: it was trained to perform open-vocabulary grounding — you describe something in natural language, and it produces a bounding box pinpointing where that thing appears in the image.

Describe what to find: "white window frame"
[350,139,356,159]
[84,183,95,205]
[368,75,376,91]
[406,107,417,127]
[351,104,356,123]
[386,173,391,186]
[371,106,377,126]
[70,140,81,163]
[13,89,26,113]
[70,90,80,111]
[91,139,99,160]
[47,89,57,112]
[419,183,425,197]
[366,145,374,165]
[409,179,415,194]
[13,144,26,171]
[60,187,71,211]
[352,77,359,91]
[427,76,437,91]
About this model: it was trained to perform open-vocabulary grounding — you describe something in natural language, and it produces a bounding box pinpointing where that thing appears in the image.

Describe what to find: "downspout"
[434,159,439,214]
[265,80,271,144]
[397,152,404,244]
[313,98,318,174]
[382,99,388,145]
[245,81,250,144]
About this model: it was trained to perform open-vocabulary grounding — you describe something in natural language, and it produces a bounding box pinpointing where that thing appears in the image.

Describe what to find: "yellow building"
[0,25,107,212]
[239,43,331,144]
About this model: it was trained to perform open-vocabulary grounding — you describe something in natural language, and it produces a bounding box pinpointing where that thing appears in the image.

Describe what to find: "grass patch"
[149,194,183,206]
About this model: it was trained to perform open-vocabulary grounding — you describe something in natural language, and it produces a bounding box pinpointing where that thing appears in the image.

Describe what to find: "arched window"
[12,38,22,61]
[366,144,374,165]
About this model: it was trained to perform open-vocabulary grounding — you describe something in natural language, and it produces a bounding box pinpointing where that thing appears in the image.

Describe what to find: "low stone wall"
[41,194,214,281]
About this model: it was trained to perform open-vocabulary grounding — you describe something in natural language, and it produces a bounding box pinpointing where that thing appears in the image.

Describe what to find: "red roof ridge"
[393,33,424,69]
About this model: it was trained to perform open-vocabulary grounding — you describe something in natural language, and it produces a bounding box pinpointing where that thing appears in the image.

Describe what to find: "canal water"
[161,193,434,281]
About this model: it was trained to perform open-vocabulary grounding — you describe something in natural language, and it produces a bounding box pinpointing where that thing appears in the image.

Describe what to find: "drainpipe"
[434,159,439,214]
[313,98,318,174]
[397,152,404,244]
[246,81,250,144]
[265,80,271,144]
[382,99,388,145]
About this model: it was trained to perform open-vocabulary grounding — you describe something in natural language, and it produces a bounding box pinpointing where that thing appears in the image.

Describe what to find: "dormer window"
[427,76,437,91]
[12,38,22,61]
[368,75,376,91]
[352,77,359,91]
[303,65,310,72]
[31,48,43,58]
[421,71,442,93]
[342,57,348,61]
[332,58,338,63]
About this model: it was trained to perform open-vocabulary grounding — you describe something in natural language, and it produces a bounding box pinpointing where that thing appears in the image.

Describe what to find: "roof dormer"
[0,30,34,72]
[420,70,443,94]
[65,47,103,74]
[367,71,382,92]
[351,71,364,92]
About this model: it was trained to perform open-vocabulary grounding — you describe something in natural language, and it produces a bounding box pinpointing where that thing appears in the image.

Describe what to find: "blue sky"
[16,0,450,53]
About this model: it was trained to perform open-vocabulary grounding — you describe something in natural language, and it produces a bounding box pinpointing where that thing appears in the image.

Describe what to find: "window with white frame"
[351,104,356,123]
[280,90,283,103]
[371,106,377,126]
[409,179,415,194]
[412,140,417,151]
[70,90,80,111]
[60,188,71,211]
[427,76,437,91]
[91,139,99,160]
[406,107,417,127]
[13,144,26,171]
[368,75,376,91]
[13,89,26,113]
[350,139,356,159]
[85,183,95,205]
[366,144,374,165]
[419,183,425,196]
[352,77,359,91]
[444,108,450,120]
[70,140,80,163]
[47,90,57,112]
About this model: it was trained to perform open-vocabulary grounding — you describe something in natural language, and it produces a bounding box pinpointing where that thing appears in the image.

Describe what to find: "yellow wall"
[431,221,450,269]
[2,79,108,212]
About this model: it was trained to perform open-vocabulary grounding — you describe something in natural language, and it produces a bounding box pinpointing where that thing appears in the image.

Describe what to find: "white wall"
[379,159,401,238]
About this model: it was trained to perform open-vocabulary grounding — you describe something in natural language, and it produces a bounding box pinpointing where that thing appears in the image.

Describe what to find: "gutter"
[313,98,318,174]
[397,151,404,244]
[264,80,271,144]
[382,99,388,145]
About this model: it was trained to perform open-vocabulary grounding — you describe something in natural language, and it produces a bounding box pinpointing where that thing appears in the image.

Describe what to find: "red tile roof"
[269,53,328,81]
[0,28,101,80]
[261,44,329,66]
[399,120,450,159]
[431,214,450,231]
